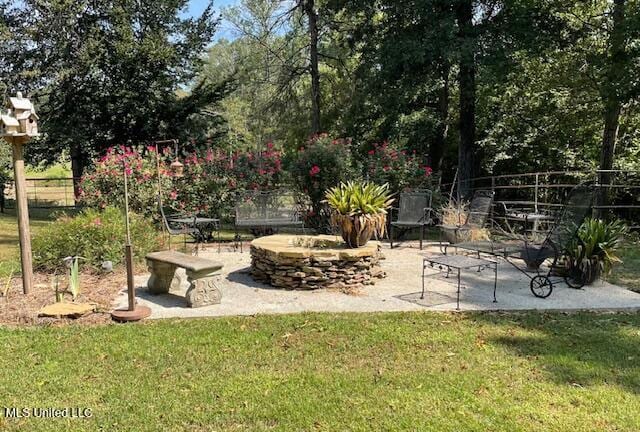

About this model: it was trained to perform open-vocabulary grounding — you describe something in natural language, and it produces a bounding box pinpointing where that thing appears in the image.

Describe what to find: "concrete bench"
[146,251,223,308]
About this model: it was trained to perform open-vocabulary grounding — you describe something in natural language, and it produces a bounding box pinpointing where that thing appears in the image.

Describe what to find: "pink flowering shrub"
[80,144,284,220]
[366,142,433,193]
[80,146,172,220]
[289,133,357,229]
[171,145,283,217]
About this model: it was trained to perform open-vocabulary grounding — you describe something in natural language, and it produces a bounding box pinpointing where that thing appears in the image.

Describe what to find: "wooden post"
[11,138,33,294]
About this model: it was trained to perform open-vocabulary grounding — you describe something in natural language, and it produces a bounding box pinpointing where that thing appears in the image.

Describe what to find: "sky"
[186,0,240,40]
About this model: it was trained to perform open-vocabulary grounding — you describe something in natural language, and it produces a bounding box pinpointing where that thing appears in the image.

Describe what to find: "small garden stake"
[111,160,151,322]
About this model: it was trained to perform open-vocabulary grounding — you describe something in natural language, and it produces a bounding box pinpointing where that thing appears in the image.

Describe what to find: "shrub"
[81,144,284,221]
[33,207,161,272]
[289,134,357,228]
[565,218,627,284]
[80,146,173,220]
[171,144,284,218]
[365,141,434,193]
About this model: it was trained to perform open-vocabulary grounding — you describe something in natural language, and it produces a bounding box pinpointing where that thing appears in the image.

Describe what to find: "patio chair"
[438,189,495,246]
[389,190,434,250]
[158,196,200,253]
[451,184,595,297]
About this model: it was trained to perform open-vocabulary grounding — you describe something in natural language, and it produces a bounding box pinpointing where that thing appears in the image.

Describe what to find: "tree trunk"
[429,61,450,172]
[456,0,476,199]
[70,142,85,203]
[303,0,321,134]
[597,0,626,217]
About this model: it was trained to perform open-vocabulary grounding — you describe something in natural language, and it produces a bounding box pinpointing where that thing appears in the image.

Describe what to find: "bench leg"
[185,270,222,308]
[147,261,179,294]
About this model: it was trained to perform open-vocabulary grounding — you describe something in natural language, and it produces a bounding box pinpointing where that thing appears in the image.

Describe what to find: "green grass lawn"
[0,312,639,431]
[25,163,72,179]
[0,209,54,277]
[608,243,640,292]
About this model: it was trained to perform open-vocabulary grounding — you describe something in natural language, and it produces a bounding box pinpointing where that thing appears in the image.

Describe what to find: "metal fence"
[441,170,640,230]
[1,177,78,210]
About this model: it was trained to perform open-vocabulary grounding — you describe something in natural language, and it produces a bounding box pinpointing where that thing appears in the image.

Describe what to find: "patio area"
[115,241,640,319]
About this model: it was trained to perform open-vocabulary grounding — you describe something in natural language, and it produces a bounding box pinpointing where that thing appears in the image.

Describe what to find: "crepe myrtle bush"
[79,145,174,220]
[288,133,359,229]
[80,142,284,220]
[171,143,284,218]
[365,141,434,194]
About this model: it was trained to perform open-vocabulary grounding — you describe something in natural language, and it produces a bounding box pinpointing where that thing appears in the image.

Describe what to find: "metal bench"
[146,251,223,307]
[234,190,304,251]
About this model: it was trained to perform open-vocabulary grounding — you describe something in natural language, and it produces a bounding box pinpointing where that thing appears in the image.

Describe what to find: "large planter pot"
[341,223,375,248]
[332,212,386,248]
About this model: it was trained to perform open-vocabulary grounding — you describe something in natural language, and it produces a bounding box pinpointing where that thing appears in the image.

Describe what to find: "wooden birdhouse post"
[0,92,40,294]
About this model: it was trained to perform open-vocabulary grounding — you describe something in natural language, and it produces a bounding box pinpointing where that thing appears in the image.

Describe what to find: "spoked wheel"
[564,268,586,289]
[530,275,553,298]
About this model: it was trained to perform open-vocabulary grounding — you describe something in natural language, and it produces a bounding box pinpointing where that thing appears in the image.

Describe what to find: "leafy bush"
[171,144,284,218]
[33,207,161,272]
[80,144,284,221]
[365,141,434,194]
[289,134,358,228]
[565,218,627,284]
[80,146,173,220]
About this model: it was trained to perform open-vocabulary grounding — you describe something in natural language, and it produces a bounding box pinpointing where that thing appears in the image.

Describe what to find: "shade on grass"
[0,312,639,431]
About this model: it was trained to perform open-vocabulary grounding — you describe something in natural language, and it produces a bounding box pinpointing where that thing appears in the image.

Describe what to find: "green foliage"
[80,144,284,220]
[0,144,11,199]
[365,142,434,193]
[80,146,172,220]
[64,256,81,301]
[325,181,393,216]
[32,207,160,272]
[1,0,228,169]
[565,218,628,283]
[288,134,358,228]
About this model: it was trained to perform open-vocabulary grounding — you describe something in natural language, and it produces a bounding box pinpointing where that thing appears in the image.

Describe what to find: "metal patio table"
[168,217,221,251]
[422,254,498,310]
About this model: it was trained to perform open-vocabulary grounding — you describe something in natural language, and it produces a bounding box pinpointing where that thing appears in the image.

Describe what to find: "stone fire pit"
[250,234,386,290]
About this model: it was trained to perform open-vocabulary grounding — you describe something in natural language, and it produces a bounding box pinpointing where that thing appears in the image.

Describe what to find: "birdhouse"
[0,92,39,139]
[0,110,20,136]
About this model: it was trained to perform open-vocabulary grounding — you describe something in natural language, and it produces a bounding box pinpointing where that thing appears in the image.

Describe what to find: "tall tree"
[456,0,477,197]
[0,0,226,190]
[597,0,635,213]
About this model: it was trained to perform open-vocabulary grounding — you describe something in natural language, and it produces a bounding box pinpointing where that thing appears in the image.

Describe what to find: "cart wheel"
[530,275,553,298]
[564,269,586,289]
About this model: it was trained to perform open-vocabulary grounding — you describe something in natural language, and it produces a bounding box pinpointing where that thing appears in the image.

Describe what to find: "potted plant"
[564,218,627,286]
[325,182,394,248]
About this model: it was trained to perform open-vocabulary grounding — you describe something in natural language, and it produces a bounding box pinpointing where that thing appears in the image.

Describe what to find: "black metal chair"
[438,189,495,245]
[389,190,434,250]
[451,184,595,298]
[515,184,594,295]
[158,196,200,253]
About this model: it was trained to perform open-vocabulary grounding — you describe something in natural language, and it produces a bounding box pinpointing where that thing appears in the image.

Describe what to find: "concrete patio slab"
[115,242,640,318]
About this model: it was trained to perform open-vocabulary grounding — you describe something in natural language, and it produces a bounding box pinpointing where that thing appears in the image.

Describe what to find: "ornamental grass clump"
[325,182,394,248]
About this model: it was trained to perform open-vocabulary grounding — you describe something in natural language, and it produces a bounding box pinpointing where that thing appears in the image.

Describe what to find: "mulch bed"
[0,265,147,327]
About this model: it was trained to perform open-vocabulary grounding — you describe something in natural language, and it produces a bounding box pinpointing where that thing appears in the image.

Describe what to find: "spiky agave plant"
[325,182,394,247]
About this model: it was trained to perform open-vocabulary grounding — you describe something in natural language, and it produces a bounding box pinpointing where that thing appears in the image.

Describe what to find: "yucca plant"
[325,182,394,248]
[565,218,627,285]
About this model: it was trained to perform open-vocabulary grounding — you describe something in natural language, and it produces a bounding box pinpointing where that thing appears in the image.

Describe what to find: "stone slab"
[39,302,95,318]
